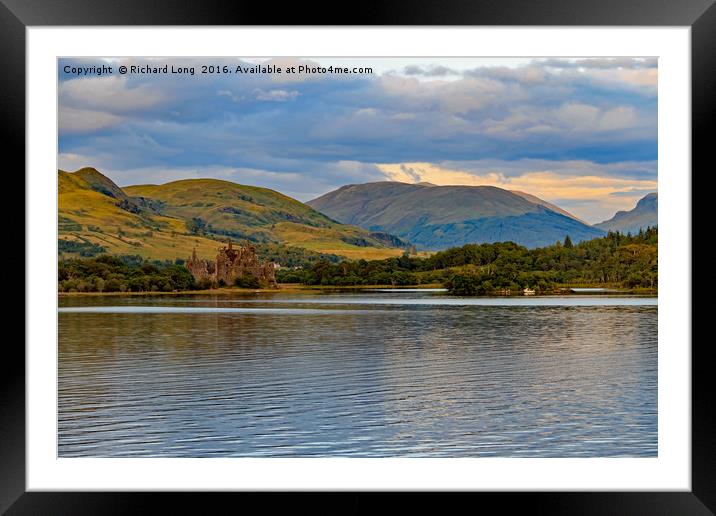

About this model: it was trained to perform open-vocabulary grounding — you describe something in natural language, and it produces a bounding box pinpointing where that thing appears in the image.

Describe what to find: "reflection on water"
[58,291,657,457]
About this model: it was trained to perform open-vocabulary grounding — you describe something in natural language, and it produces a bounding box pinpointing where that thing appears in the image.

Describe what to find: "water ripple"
[58,293,657,458]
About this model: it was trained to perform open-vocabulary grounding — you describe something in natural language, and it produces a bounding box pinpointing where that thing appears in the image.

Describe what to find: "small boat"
[523,287,535,295]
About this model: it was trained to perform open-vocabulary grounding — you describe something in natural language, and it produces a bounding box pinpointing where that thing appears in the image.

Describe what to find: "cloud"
[376,75,513,115]
[553,103,638,132]
[403,65,459,77]
[59,107,124,134]
[374,160,657,223]
[59,57,657,165]
[59,75,167,114]
[466,65,547,84]
[217,90,243,102]
[252,89,300,102]
[57,57,658,220]
[538,57,657,69]
[598,106,638,130]
[58,152,100,170]
[218,88,300,103]
[579,67,658,94]
[58,148,386,202]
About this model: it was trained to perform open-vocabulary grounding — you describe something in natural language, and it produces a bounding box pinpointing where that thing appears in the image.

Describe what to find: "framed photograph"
[6,0,712,512]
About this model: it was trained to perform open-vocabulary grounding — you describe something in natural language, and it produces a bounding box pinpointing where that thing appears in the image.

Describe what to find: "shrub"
[195,277,214,290]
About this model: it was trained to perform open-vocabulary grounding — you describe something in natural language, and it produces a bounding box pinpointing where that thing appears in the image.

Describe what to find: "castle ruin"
[187,241,277,288]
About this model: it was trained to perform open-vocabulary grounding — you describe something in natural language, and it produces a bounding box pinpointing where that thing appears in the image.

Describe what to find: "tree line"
[59,228,657,294]
[285,227,658,294]
[59,255,195,293]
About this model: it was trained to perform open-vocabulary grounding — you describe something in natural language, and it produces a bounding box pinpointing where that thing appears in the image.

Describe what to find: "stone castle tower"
[187,240,277,288]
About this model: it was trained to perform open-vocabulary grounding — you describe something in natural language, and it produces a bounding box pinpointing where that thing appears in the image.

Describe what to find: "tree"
[446,271,482,295]
[187,217,207,235]
[235,273,260,289]
[564,235,573,248]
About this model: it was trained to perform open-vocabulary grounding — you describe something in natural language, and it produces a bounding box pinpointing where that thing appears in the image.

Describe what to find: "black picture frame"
[4,0,711,512]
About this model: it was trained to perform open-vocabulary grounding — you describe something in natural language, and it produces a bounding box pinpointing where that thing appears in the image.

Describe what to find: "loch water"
[58,290,657,457]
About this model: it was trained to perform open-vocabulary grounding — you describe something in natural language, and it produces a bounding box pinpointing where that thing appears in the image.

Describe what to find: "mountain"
[509,190,588,224]
[307,181,605,250]
[594,193,657,234]
[58,168,405,261]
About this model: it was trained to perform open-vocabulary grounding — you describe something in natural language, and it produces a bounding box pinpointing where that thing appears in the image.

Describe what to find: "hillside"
[58,168,404,261]
[595,193,658,234]
[308,181,605,249]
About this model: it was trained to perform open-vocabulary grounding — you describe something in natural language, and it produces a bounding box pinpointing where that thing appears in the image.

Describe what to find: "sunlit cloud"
[375,161,657,223]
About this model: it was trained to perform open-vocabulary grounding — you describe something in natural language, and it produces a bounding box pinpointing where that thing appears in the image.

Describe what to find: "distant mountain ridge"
[308,181,605,250]
[58,168,405,261]
[595,193,657,234]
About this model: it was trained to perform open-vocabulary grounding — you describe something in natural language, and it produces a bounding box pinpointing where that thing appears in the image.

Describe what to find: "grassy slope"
[59,170,402,261]
[59,171,226,260]
[124,178,402,258]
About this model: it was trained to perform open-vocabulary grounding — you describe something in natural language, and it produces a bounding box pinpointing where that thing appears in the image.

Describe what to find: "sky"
[58,57,657,224]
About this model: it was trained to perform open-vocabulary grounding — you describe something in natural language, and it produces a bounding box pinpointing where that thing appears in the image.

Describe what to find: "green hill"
[58,168,404,261]
[308,181,605,250]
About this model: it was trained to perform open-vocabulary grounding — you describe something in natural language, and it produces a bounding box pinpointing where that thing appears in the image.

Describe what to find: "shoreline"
[58,284,311,296]
[58,283,657,297]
